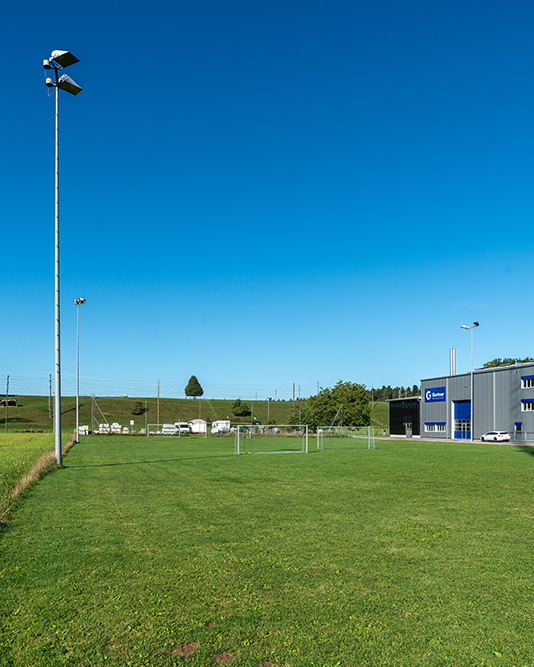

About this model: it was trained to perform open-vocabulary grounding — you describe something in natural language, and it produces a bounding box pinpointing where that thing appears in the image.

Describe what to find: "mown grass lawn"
[1,435,534,666]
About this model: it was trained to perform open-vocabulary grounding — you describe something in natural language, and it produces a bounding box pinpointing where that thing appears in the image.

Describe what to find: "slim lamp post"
[43,50,82,465]
[461,322,479,442]
[75,298,86,443]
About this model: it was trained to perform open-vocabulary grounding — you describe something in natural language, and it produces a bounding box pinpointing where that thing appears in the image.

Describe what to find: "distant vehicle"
[480,431,510,442]
[161,423,177,435]
[174,422,190,434]
[211,420,230,434]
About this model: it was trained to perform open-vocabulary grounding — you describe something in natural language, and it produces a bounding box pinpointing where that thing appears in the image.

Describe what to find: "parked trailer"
[211,420,230,434]
[189,419,207,434]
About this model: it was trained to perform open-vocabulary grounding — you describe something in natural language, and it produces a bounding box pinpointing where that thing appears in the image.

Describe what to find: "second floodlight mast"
[461,321,479,442]
[43,50,82,466]
[75,298,86,444]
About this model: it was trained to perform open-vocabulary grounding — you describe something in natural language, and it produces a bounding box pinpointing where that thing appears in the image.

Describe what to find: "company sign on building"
[425,387,446,403]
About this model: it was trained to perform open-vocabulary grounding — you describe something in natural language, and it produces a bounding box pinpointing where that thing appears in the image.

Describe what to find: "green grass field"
[3,434,531,666]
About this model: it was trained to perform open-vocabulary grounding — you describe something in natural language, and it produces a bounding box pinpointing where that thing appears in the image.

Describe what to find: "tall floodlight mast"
[461,321,479,442]
[43,50,82,465]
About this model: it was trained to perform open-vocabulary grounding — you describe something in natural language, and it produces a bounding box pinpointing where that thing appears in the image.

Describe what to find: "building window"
[521,377,534,389]
[454,418,471,432]
[425,423,446,432]
[521,401,534,412]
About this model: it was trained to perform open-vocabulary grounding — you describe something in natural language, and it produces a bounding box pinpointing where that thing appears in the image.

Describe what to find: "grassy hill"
[0,395,300,433]
[370,401,389,433]
[1,396,390,433]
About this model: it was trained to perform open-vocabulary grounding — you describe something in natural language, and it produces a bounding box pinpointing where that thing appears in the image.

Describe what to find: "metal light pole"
[43,50,82,465]
[75,298,86,443]
[461,322,479,442]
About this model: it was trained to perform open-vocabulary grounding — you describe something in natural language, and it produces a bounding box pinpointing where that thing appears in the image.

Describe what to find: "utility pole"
[157,379,160,429]
[5,375,9,433]
[267,398,270,422]
[49,373,52,418]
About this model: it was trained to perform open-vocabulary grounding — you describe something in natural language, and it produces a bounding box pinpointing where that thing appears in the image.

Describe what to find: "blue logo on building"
[425,387,446,402]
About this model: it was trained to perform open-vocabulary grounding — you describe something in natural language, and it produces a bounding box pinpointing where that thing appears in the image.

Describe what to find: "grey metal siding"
[421,363,534,441]
[474,371,493,438]
[420,378,450,439]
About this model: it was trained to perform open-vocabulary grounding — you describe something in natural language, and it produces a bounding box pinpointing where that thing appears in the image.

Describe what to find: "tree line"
[482,357,534,368]
[369,384,420,401]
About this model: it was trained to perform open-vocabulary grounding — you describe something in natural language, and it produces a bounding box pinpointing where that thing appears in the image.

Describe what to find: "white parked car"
[174,422,191,434]
[480,431,510,442]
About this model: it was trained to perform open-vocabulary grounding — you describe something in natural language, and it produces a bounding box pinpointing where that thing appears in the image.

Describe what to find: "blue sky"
[2,0,534,399]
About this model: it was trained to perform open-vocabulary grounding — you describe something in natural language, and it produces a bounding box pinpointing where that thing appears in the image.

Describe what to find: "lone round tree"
[185,375,204,398]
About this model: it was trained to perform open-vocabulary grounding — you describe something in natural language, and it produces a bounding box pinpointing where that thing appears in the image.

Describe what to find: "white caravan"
[188,419,207,434]
[211,420,231,434]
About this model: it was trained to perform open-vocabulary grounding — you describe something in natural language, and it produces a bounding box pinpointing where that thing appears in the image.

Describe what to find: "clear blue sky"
[2,0,534,399]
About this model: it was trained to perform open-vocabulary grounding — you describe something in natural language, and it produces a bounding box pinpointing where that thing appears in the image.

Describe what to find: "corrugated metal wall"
[421,363,534,440]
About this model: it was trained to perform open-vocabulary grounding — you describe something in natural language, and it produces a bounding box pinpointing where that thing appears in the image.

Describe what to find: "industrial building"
[389,362,534,441]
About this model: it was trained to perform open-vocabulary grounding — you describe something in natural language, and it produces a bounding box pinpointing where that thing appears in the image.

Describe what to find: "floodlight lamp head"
[43,59,51,69]
[461,325,468,329]
[50,50,80,68]
[45,77,55,88]
[75,298,86,305]
[58,73,82,95]
[473,321,480,327]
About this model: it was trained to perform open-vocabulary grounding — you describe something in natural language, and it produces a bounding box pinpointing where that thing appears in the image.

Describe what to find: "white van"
[174,422,191,434]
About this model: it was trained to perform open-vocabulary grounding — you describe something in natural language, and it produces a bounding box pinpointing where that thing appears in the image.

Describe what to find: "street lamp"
[75,298,86,443]
[461,321,480,441]
[43,50,82,465]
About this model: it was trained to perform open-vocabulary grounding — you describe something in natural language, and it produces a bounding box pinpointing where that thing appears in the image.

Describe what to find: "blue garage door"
[454,400,471,439]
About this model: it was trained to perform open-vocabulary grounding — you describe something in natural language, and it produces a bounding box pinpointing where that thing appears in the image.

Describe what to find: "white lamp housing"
[50,50,80,68]
[58,74,83,95]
